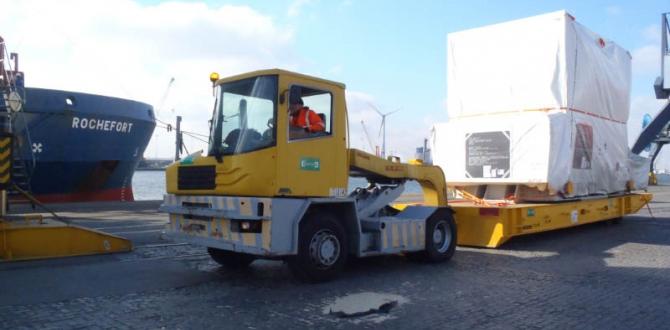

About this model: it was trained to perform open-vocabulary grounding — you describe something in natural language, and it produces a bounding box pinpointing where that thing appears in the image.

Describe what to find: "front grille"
[178,166,216,190]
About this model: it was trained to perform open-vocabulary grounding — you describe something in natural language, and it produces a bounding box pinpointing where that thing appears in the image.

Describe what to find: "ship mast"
[0,36,7,104]
[0,36,23,113]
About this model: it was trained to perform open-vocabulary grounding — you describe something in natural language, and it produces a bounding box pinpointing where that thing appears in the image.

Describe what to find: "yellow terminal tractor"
[160,69,457,282]
[160,69,652,282]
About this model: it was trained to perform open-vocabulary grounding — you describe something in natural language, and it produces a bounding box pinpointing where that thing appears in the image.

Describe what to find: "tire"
[410,211,457,262]
[608,217,623,225]
[288,212,349,283]
[207,248,255,268]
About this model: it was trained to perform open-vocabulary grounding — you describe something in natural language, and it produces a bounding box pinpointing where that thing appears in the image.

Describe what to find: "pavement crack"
[329,300,398,318]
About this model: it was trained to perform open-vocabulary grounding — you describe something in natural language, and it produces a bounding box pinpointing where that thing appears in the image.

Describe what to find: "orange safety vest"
[290,107,325,132]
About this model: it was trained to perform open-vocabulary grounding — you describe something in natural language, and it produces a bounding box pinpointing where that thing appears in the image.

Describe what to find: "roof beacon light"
[209,72,220,85]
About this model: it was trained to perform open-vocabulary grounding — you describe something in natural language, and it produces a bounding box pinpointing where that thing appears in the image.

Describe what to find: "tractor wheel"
[207,248,255,268]
[410,211,457,262]
[288,212,349,283]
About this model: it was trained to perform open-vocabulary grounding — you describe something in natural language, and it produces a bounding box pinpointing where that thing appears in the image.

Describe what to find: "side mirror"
[280,86,302,104]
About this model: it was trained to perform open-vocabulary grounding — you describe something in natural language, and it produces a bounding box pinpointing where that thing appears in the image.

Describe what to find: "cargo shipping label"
[572,123,593,170]
[465,131,510,179]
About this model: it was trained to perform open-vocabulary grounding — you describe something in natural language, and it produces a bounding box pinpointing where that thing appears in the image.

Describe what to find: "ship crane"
[150,78,179,159]
[156,77,175,116]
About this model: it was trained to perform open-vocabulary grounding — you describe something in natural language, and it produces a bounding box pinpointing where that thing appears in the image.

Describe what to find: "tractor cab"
[166,69,349,198]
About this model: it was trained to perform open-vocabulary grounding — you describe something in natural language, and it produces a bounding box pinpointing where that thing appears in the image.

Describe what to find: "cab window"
[288,85,332,141]
[209,75,277,156]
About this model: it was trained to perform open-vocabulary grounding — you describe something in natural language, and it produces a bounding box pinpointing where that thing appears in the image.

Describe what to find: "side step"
[0,216,132,261]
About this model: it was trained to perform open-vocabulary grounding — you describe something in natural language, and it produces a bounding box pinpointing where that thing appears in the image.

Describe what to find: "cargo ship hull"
[12,88,156,202]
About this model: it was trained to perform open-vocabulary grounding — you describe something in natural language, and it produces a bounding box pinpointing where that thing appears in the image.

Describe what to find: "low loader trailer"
[159,69,651,282]
[431,194,651,248]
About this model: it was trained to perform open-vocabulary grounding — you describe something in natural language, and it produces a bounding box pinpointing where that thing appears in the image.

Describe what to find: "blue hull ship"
[13,88,156,202]
[1,36,156,202]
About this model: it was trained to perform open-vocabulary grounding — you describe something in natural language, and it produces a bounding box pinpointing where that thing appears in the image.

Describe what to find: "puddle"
[322,292,409,319]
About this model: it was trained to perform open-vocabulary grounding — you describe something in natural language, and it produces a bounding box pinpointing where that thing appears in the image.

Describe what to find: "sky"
[1,0,669,166]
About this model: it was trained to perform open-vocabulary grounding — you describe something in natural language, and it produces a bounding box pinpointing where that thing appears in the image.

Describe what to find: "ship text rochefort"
[72,117,134,133]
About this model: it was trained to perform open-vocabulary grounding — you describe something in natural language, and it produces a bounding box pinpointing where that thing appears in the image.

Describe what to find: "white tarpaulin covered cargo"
[446,10,631,121]
[434,10,643,198]
[431,111,633,196]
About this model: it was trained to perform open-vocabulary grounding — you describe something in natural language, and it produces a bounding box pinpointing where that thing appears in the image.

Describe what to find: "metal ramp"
[632,100,670,155]
[631,101,670,178]
[0,216,132,261]
[0,184,133,262]
[631,13,670,179]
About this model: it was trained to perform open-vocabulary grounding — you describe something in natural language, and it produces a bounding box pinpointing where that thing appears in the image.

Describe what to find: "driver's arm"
[306,110,325,132]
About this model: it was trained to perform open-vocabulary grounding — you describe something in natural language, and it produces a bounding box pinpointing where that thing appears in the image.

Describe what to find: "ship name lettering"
[72,117,133,133]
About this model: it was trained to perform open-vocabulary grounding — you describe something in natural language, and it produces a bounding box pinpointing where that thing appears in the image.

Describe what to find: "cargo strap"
[456,189,491,207]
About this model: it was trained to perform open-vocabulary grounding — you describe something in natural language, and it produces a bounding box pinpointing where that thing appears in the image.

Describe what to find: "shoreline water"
[131,170,425,201]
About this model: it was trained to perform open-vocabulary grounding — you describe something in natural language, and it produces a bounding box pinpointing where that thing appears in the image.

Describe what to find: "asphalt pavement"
[1,188,669,329]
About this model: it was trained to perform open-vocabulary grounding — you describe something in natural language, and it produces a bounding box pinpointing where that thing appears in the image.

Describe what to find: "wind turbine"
[369,103,400,159]
[360,120,376,154]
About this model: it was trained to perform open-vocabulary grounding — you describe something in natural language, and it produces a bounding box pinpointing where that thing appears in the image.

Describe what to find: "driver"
[289,97,325,137]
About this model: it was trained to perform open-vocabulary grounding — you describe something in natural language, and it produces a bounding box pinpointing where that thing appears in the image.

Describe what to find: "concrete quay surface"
[1,188,670,329]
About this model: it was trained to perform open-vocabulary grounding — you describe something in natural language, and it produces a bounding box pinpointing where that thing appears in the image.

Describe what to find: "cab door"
[275,74,347,198]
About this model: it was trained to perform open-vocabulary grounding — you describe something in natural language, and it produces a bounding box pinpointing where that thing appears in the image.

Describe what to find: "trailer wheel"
[608,217,623,224]
[288,212,348,283]
[207,248,255,268]
[411,212,457,262]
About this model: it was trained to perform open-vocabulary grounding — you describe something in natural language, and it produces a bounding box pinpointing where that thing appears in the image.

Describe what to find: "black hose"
[11,183,65,223]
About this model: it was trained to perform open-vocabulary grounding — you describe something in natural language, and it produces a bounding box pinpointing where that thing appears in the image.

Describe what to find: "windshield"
[209,75,277,157]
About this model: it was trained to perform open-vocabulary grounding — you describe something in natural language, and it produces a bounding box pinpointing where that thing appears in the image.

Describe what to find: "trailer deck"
[450,193,653,247]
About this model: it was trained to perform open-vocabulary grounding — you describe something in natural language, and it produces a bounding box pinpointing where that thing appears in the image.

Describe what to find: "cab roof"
[214,69,346,89]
